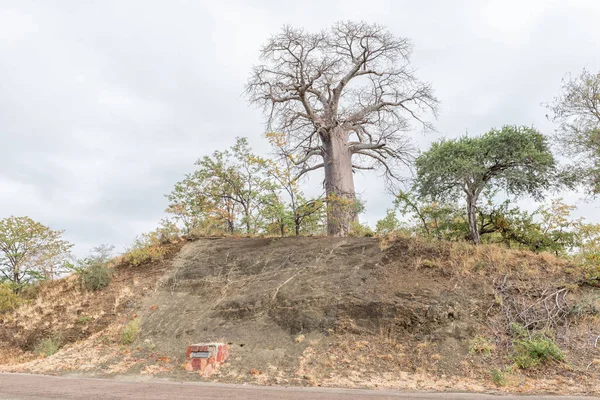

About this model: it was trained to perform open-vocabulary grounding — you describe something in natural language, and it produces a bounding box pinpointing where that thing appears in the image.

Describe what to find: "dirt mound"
[140,237,469,371]
[1,236,599,395]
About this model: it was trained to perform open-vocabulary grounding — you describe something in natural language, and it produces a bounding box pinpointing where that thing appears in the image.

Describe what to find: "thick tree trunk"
[466,194,481,244]
[295,219,300,236]
[323,128,356,237]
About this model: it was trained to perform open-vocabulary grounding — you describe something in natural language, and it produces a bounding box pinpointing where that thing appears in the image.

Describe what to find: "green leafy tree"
[547,69,600,194]
[394,190,467,240]
[414,126,559,244]
[0,216,73,292]
[167,138,273,235]
[265,132,324,236]
[375,209,401,235]
[165,174,214,233]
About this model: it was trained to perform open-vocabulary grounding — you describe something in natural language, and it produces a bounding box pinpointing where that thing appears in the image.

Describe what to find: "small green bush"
[0,283,21,314]
[77,316,92,324]
[69,244,114,291]
[491,367,507,387]
[120,317,141,345]
[469,335,495,356]
[34,336,61,357]
[509,323,564,369]
[81,263,112,291]
[509,321,529,338]
[349,221,375,237]
[123,245,165,267]
[122,230,170,267]
[512,336,564,369]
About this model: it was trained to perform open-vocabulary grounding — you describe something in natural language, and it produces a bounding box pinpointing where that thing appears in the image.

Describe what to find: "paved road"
[0,373,597,400]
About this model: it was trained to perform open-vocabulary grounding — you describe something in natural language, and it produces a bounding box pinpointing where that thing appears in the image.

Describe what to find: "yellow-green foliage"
[469,335,496,356]
[123,245,165,267]
[34,336,61,357]
[575,223,600,281]
[510,323,564,369]
[0,283,21,314]
[349,221,374,237]
[81,263,112,291]
[122,222,177,267]
[120,317,141,345]
[491,367,507,387]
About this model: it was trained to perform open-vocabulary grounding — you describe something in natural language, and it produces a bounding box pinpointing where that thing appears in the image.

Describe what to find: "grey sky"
[1,0,599,256]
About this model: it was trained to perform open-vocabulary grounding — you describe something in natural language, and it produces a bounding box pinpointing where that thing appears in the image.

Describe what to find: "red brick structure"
[184,343,229,376]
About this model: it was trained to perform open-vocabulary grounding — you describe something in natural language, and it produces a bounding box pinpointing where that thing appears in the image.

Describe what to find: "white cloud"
[1,0,599,256]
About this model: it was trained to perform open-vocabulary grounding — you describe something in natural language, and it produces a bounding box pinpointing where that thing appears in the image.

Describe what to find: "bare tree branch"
[246,21,438,235]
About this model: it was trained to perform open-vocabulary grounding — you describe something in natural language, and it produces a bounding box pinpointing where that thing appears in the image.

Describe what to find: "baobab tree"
[246,21,438,236]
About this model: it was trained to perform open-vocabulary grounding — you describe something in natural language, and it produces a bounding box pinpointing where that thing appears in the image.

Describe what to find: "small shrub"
[121,317,141,345]
[512,336,564,369]
[154,219,181,244]
[34,336,61,357]
[509,328,564,369]
[469,335,496,356]
[0,283,21,314]
[349,221,375,237]
[122,228,171,267]
[508,323,564,369]
[70,244,114,291]
[509,321,529,339]
[77,316,92,324]
[491,367,507,387]
[123,245,165,267]
[81,263,112,291]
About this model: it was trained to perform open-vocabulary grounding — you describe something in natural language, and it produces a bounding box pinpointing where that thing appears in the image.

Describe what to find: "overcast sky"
[1,0,599,256]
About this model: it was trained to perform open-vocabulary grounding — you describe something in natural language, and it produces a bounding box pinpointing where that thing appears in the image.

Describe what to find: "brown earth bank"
[0,236,599,396]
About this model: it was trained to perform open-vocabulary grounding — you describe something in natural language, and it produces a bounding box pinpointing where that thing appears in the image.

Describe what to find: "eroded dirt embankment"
[1,237,599,395]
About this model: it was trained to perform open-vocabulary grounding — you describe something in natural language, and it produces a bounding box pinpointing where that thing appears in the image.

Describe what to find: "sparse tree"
[375,209,400,234]
[246,21,438,236]
[200,138,272,234]
[415,126,558,244]
[547,69,600,194]
[0,216,73,292]
[166,138,273,235]
[264,132,324,236]
[165,174,214,233]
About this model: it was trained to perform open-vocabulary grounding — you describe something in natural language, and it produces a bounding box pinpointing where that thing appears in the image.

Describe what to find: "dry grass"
[0,240,186,354]
[381,233,572,279]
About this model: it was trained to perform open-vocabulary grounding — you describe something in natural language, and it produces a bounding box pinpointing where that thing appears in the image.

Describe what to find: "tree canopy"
[0,216,73,292]
[414,125,558,244]
[166,137,325,237]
